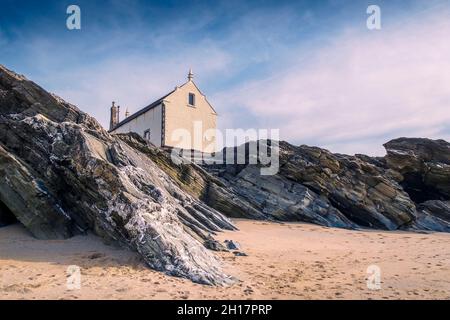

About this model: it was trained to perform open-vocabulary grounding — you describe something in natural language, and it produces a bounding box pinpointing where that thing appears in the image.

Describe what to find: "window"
[144,129,151,141]
[188,93,195,106]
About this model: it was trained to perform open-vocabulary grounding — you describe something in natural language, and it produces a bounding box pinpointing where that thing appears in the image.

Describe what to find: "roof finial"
[188,68,193,81]
[125,108,130,118]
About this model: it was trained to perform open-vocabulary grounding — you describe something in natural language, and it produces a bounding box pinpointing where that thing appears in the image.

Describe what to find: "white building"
[109,70,217,152]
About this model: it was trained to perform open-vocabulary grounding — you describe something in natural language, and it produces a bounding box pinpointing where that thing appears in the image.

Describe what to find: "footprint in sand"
[85,252,105,260]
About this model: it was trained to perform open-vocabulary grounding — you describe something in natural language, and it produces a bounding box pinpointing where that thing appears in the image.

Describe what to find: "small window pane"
[189,93,195,106]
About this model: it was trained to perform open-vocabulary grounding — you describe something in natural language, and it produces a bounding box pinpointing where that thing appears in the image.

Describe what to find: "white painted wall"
[110,79,217,152]
[164,81,217,152]
[111,104,163,147]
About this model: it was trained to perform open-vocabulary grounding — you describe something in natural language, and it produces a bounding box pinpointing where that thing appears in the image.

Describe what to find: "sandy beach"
[1,219,449,300]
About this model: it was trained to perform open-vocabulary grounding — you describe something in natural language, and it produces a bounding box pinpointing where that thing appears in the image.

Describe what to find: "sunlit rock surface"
[0,64,235,285]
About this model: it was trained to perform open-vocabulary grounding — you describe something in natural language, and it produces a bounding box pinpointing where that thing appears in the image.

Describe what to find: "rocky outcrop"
[126,135,450,233]
[214,164,357,228]
[381,138,450,232]
[407,201,450,232]
[2,63,450,289]
[202,142,416,230]
[0,65,236,285]
[418,200,450,222]
[278,143,417,230]
[120,136,356,228]
[384,138,450,202]
[117,133,267,220]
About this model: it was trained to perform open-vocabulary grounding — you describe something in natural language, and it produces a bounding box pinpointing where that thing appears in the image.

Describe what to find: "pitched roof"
[109,79,217,132]
[181,80,218,115]
[109,89,175,132]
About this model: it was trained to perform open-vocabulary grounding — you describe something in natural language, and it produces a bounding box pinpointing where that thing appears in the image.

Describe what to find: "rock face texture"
[0,65,236,285]
[411,201,450,232]
[116,133,268,221]
[382,138,450,231]
[1,64,450,285]
[278,143,418,230]
[202,142,416,230]
[119,137,355,228]
[212,164,357,228]
[384,138,450,202]
[179,139,450,233]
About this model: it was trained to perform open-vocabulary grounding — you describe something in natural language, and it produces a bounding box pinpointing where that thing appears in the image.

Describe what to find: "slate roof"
[109,89,174,132]
[109,80,217,132]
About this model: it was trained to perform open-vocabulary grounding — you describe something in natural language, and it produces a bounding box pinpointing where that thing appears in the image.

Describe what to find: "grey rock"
[418,200,450,222]
[405,200,450,232]
[203,141,416,230]
[0,144,75,238]
[118,125,450,233]
[384,138,450,202]
[0,64,236,285]
[277,142,417,230]
[118,133,266,221]
[217,165,356,229]
[204,238,228,252]
[2,61,450,284]
[224,239,241,250]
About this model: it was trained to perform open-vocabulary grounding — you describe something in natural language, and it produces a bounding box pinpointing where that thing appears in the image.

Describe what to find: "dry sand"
[1,219,449,300]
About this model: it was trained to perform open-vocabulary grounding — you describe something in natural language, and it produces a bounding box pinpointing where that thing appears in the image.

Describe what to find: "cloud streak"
[213,7,450,155]
[1,1,449,156]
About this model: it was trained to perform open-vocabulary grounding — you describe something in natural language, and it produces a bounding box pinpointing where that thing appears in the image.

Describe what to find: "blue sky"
[1,0,449,155]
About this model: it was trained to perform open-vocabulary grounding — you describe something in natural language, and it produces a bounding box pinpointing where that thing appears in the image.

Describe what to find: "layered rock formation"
[278,143,419,230]
[1,64,450,286]
[0,65,236,285]
[384,138,450,202]
[119,136,354,228]
[383,138,450,231]
[123,135,450,233]
[411,201,450,232]
[204,139,450,232]
[201,142,415,230]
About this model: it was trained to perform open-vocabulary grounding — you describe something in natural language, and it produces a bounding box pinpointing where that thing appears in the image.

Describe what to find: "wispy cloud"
[2,1,449,156]
[16,3,306,129]
[213,7,450,155]
[54,43,232,127]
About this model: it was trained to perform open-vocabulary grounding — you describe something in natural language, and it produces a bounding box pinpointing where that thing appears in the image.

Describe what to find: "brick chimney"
[109,101,118,130]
